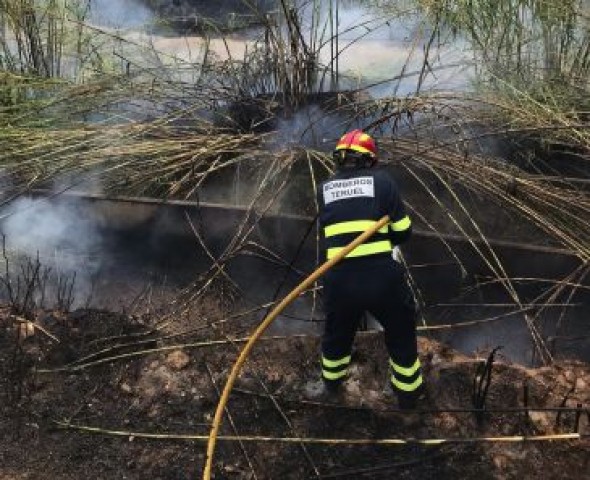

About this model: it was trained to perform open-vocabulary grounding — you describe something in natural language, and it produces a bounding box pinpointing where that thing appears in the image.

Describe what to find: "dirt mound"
[1,307,588,479]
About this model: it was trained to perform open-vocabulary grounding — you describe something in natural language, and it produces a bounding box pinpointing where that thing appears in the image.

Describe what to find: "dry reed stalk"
[1,1,587,373]
[54,420,585,444]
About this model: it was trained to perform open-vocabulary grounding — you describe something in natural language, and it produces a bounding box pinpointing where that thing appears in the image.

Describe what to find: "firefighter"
[317,129,424,409]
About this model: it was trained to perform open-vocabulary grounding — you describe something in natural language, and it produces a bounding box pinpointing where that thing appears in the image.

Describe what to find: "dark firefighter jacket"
[317,167,411,261]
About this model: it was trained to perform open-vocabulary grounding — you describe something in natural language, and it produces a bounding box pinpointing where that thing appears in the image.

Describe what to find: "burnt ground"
[1,303,589,480]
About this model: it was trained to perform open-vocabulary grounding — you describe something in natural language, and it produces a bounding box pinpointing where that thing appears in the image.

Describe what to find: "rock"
[433,412,458,430]
[357,388,382,409]
[147,405,160,418]
[166,350,190,370]
[149,360,159,370]
[575,377,587,392]
[364,389,381,403]
[529,411,551,430]
[120,383,132,394]
[431,353,443,365]
[344,379,361,397]
[492,454,508,470]
[347,364,361,378]
[15,320,35,340]
[563,370,576,383]
[236,374,257,390]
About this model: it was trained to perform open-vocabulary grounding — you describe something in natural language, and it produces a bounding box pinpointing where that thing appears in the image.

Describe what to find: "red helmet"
[335,129,377,158]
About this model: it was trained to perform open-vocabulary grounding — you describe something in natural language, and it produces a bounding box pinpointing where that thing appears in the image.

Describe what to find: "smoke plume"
[89,0,153,29]
[0,195,104,309]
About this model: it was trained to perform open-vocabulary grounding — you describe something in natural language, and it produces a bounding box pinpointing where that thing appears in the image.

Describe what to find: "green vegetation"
[425,0,589,150]
[0,1,588,261]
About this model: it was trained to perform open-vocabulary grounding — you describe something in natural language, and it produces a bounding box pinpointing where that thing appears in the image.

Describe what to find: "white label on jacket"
[323,176,375,204]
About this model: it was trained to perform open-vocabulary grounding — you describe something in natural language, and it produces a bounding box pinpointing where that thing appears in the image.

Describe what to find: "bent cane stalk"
[202,215,391,480]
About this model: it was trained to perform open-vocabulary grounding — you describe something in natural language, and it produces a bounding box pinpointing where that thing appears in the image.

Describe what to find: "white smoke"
[0,195,104,309]
[88,0,153,29]
[273,104,350,150]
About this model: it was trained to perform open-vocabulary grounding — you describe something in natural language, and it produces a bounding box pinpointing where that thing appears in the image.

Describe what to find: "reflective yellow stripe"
[327,240,392,259]
[390,215,411,232]
[322,355,351,369]
[323,369,347,380]
[391,374,423,392]
[324,220,388,238]
[389,358,421,377]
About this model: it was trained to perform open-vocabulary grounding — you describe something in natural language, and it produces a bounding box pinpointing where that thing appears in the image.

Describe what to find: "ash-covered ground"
[1,300,588,480]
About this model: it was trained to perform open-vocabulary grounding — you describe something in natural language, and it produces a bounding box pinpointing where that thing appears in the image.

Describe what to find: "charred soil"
[1,306,589,480]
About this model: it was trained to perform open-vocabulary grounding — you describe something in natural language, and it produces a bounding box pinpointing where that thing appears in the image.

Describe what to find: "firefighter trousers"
[321,255,423,402]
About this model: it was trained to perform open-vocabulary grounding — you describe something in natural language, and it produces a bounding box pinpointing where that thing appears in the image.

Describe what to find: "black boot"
[396,383,426,411]
[323,378,343,394]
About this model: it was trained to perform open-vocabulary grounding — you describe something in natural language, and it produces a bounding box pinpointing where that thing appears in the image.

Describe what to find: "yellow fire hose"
[202,215,391,479]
